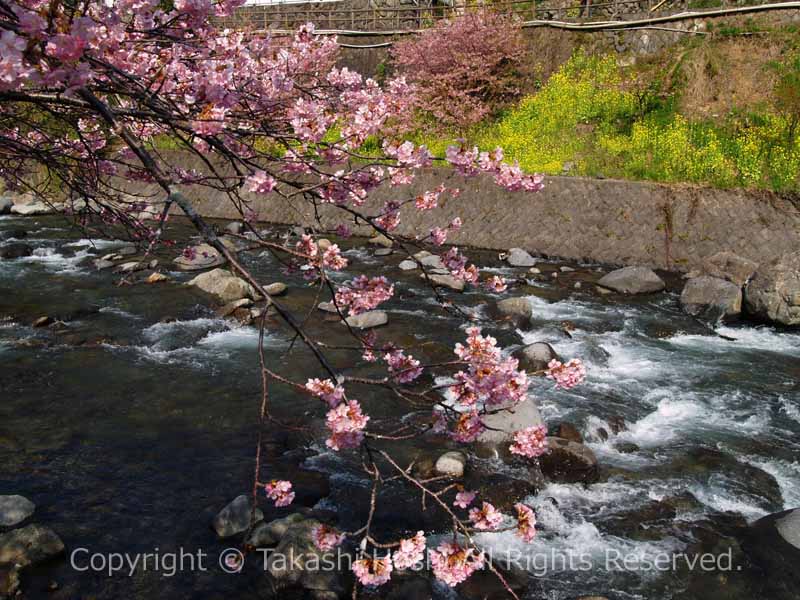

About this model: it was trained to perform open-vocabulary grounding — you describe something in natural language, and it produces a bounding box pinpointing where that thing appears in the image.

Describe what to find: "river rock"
[539,437,599,484]
[514,342,559,373]
[0,496,35,527]
[435,451,467,478]
[374,247,393,257]
[419,254,445,269]
[495,297,532,322]
[93,259,115,270]
[597,266,665,294]
[550,422,583,443]
[413,250,432,260]
[458,562,529,600]
[0,565,20,597]
[216,298,253,318]
[477,397,544,447]
[117,245,137,256]
[744,251,800,326]
[506,248,537,267]
[368,234,392,248]
[0,229,27,241]
[0,524,64,568]
[0,244,32,259]
[10,199,51,216]
[145,272,169,284]
[188,268,256,304]
[398,259,417,271]
[743,507,800,599]
[344,310,387,329]
[680,276,742,320]
[264,282,287,296]
[173,243,226,271]
[246,513,306,547]
[0,197,12,215]
[422,273,465,292]
[225,221,244,235]
[317,238,332,251]
[703,251,758,287]
[212,495,263,539]
[263,517,346,598]
[317,301,340,314]
[115,260,145,274]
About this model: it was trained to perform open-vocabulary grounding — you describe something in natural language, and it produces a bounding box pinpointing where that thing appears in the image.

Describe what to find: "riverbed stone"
[225,221,244,235]
[368,234,392,248]
[422,273,465,292]
[216,298,253,318]
[0,565,20,597]
[506,248,537,267]
[246,513,306,547]
[744,251,800,326]
[744,508,800,600]
[0,496,35,527]
[597,266,665,294]
[115,260,146,274]
[317,238,332,251]
[173,243,226,271]
[514,342,559,373]
[317,301,340,314]
[263,518,346,597]
[188,268,256,304]
[0,524,64,568]
[374,247,393,257]
[264,282,287,296]
[10,200,51,216]
[477,397,544,447]
[343,310,387,329]
[680,276,742,320]
[495,297,532,322]
[0,197,12,215]
[93,259,115,270]
[550,422,583,444]
[0,244,32,259]
[703,251,758,287]
[212,495,263,539]
[434,451,467,478]
[419,254,445,269]
[398,259,417,271]
[539,437,599,484]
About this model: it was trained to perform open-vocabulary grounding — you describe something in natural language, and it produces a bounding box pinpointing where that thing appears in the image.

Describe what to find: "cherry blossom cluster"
[264,480,295,507]
[546,358,587,389]
[311,524,346,551]
[509,424,548,458]
[325,399,369,451]
[334,275,394,316]
[305,378,345,407]
[384,349,423,383]
[515,503,537,543]
[295,234,348,273]
[392,531,426,570]
[429,542,485,587]
[352,556,393,587]
[469,501,504,530]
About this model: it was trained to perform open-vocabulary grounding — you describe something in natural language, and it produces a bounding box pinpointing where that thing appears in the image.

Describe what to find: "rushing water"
[1,214,798,600]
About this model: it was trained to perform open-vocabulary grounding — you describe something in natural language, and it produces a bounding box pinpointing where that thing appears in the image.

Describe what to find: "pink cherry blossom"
[392,531,426,570]
[430,542,484,587]
[325,400,369,450]
[469,502,503,530]
[546,358,587,389]
[265,480,295,507]
[514,503,537,543]
[484,275,508,293]
[454,490,477,509]
[451,410,485,443]
[352,556,393,587]
[305,378,345,407]
[509,425,548,458]
[311,524,346,551]
[245,170,276,194]
[430,227,448,246]
[335,275,394,316]
[385,350,422,383]
[322,245,348,271]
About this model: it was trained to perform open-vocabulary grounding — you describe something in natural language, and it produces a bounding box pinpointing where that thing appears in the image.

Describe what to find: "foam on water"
[18,247,92,273]
[779,395,800,424]
[63,238,132,250]
[745,457,800,510]
[670,325,800,356]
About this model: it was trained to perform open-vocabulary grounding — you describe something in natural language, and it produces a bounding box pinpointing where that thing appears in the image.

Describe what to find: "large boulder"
[422,273,465,292]
[514,342,559,373]
[246,513,306,547]
[0,524,64,568]
[495,297,533,324]
[173,243,226,271]
[212,494,263,539]
[477,398,544,447]
[680,276,742,320]
[0,496,35,527]
[745,252,800,326]
[743,507,800,600]
[703,251,758,287]
[343,310,387,329]
[506,248,537,267]
[597,266,665,294]
[188,268,256,304]
[263,517,346,598]
[538,437,599,484]
[10,197,52,216]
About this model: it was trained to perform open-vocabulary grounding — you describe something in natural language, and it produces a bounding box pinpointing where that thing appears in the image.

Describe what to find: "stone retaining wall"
[178,170,800,272]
